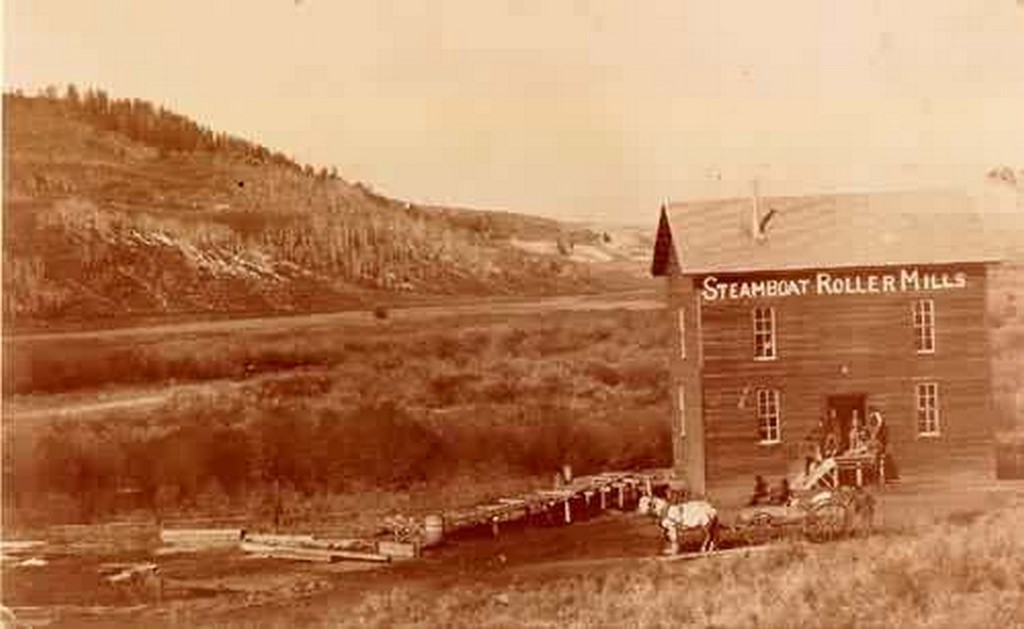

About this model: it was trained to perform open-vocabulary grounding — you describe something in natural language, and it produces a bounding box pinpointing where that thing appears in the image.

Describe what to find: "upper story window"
[913,299,935,354]
[756,388,781,444]
[916,382,940,436]
[753,306,776,360]
[677,308,686,360]
[677,384,686,438]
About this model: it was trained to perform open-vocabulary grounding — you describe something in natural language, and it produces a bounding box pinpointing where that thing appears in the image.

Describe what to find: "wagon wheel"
[743,511,775,546]
[803,501,849,543]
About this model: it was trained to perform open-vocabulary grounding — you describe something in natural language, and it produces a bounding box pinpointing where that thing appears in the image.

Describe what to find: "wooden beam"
[242,541,390,563]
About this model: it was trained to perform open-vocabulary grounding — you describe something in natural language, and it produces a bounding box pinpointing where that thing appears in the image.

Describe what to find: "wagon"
[731,486,875,546]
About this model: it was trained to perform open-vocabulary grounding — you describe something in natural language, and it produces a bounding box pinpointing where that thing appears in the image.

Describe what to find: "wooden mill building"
[651,189,1003,497]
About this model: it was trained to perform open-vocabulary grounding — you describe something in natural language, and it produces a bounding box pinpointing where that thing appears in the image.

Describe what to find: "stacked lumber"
[159,528,244,552]
[375,540,419,560]
[0,540,45,563]
[243,533,315,547]
[241,541,390,563]
[239,531,390,563]
[45,522,159,549]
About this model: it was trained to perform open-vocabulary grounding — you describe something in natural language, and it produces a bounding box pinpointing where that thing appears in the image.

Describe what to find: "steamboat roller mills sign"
[700,268,968,303]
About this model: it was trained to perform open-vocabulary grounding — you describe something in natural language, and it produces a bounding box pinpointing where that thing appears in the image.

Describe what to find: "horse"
[637,495,720,554]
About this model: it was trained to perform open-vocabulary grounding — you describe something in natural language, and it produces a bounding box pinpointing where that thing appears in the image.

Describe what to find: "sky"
[5,0,1024,225]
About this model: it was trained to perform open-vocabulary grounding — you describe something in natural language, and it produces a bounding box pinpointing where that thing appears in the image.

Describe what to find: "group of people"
[747,475,791,506]
[746,407,897,506]
[803,408,889,475]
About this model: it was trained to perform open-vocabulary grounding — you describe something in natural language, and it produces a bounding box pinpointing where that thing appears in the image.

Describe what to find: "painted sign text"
[701,268,967,303]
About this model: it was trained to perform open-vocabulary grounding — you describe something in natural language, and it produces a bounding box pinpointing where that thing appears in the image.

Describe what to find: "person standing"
[848,414,865,453]
[822,408,840,459]
[802,419,825,475]
[869,409,896,483]
[868,409,888,452]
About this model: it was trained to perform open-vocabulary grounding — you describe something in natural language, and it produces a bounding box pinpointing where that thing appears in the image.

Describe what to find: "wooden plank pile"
[45,521,159,551]
[159,528,244,552]
[0,540,49,569]
[99,561,163,600]
[241,542,390,564]
[0,540,45,562]
[155,525,406,563]
[239,532,391,563]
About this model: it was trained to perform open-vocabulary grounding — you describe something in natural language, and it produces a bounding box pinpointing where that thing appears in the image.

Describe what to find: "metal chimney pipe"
[750,179,761,239]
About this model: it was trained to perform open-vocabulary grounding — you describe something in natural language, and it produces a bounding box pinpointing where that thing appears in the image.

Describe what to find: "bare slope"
[3,91,648,325]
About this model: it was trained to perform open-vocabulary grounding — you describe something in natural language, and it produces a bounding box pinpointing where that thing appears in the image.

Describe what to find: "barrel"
[422,515,444,548]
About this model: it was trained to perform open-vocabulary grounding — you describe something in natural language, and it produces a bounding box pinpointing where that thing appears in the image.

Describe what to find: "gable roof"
[651,189,1004,276]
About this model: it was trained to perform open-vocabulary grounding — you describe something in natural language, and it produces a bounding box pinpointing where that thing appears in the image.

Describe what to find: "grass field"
[337,524,1023,628]
[2,307,673,531]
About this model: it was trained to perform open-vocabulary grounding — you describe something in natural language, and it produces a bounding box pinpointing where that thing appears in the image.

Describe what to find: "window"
[677,308,686,359]
[677,385,686,438]
[753,307,776,360]
[916,382,940,436]
[913,299,935,354]
[756,388,781,444]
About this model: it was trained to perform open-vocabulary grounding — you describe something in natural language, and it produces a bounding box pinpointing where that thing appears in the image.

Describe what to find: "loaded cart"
[731,486,876,546]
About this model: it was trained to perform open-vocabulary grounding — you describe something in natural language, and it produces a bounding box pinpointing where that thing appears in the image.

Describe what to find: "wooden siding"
[667,263,994,495]
[666,272,706,493]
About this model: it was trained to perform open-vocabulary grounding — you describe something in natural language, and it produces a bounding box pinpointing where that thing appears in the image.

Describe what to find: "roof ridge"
[652,189,1001,276]
[663,187,969,208]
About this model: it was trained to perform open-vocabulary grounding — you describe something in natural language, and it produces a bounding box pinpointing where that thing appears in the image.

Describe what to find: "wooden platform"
[399,469,674,543]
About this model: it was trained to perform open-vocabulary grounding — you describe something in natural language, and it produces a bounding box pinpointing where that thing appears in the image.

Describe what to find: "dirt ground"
[1,510,664,627]
[4,466,1021,628]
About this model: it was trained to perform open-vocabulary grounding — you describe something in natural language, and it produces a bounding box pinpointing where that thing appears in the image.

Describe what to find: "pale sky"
[5,1,1023,225]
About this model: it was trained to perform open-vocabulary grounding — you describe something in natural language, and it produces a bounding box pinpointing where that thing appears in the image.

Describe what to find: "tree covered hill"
[3,88,648,326]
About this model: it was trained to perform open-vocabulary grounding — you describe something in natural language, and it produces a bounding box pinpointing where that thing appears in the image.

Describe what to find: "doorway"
[825,394,867,454]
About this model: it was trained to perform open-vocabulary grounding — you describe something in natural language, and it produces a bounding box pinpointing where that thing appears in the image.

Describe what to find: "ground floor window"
[916,382,940,436]
[756,388,781,444]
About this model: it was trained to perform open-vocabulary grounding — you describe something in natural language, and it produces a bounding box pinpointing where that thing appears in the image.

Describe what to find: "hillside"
[2,90,650,327]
